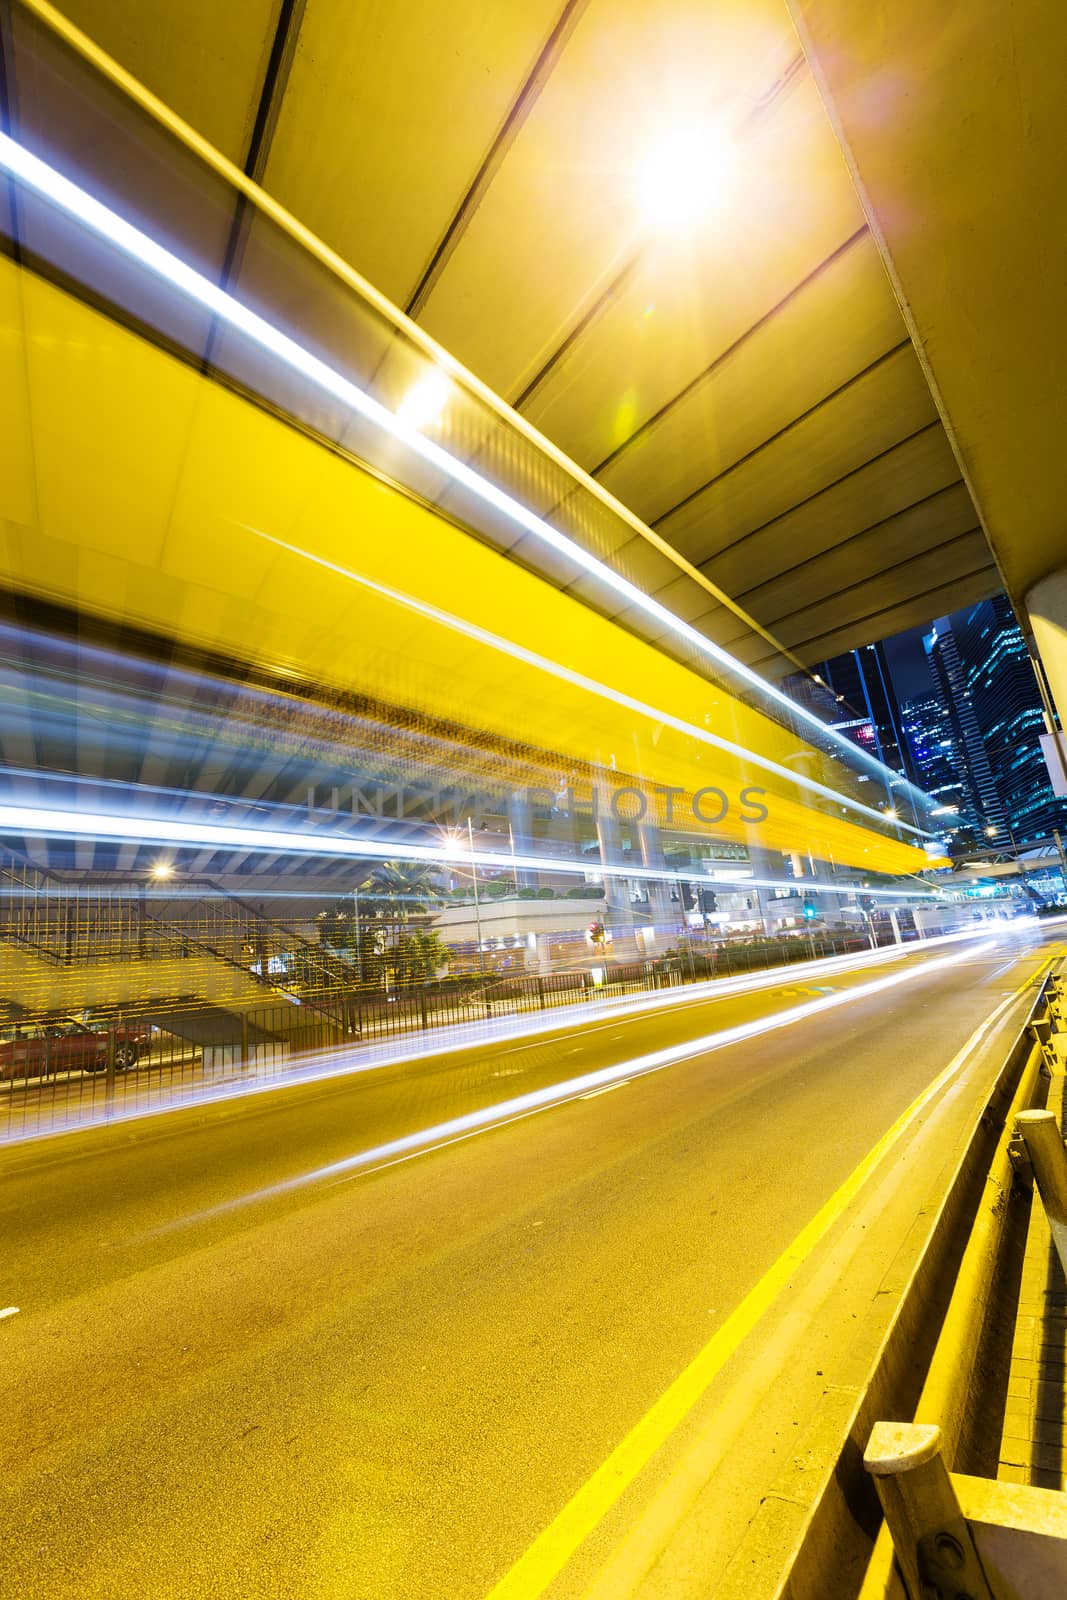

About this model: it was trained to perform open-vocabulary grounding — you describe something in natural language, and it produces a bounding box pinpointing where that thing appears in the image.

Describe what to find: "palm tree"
[362,861,444,950]
[314,904,384,990]
[392,928,452,987]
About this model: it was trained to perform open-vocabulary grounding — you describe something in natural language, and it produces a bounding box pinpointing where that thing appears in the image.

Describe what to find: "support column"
[637,819,672,953]
[746,841,784,936]
[596,799,640,959]
[1026,572,1067,799]
[507,788,537,888]
[534,931,553,975]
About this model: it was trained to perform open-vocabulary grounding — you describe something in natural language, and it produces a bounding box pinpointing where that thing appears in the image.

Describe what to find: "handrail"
[711,960,1058,1599]
[0,847,348,1004]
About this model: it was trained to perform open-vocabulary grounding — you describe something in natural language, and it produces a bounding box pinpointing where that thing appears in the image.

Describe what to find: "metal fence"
[0,848,356,997]
[2,926,879,1141]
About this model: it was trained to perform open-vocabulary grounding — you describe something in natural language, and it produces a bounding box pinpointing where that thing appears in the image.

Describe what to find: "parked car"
[0,1019,152,1081]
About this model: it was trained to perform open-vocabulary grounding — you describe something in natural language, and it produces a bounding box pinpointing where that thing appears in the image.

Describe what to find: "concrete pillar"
[534,932,553,975]
[1026,572,1067,798]
[596,799,642,959]
[637,819,672,948]
[746,842,783,936]
[508,788,537,888]
[595,802,629,913]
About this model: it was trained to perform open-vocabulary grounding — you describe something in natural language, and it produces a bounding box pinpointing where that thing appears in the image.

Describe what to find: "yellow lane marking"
[484,959,1049,1600]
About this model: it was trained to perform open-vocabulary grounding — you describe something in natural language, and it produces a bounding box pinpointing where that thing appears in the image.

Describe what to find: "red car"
[0,1019,151,1081]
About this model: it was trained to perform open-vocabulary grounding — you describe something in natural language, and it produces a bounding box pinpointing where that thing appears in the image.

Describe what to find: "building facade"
[949,596,1067,846]
[924,616,1007,841]
[900,692,976,829]
[812,641,918,809]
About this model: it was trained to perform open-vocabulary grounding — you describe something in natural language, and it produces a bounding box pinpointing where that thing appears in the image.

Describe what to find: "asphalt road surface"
[0,926,1057,1599]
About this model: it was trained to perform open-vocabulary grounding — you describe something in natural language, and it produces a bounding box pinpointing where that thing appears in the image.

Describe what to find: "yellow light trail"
[128,938,989,1238]
[0,123,939,816]
[246,525,932,839]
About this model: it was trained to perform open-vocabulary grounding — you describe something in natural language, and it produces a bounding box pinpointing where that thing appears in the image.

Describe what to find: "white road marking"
[0,1306,20,1320]
[580,1081,631,1100]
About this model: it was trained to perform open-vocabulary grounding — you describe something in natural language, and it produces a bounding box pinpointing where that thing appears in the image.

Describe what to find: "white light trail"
[0,801,947,898]
[0,128,938,828]
[141,938,998,1229]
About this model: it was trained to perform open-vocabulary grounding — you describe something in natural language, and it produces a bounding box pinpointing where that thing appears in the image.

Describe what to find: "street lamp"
[466,816,485,976]
[636,126,736,230]
[443,819,487,977]
[351,883,364,985]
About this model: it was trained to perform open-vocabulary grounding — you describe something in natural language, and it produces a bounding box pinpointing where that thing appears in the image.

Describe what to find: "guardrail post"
[537,976,546,1010]
[1014,1109,1067,1276]
[240,1013,250,1074]
[864,1422,995,1600]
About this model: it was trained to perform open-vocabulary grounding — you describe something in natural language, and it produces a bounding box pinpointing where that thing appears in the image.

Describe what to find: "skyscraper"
[812,641,919,809]
[923,619,1005,838]
[949,596,1067,846]
[900,692,977,828]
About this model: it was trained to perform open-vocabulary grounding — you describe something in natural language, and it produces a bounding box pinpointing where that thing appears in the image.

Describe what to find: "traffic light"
[698,888,718,915]
[802,899,817,920]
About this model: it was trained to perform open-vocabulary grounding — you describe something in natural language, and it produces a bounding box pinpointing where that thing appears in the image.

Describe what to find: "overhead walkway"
[0,0,949,878]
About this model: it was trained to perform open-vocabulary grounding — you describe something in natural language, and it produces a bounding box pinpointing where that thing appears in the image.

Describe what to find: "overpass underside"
[0,0,952,891]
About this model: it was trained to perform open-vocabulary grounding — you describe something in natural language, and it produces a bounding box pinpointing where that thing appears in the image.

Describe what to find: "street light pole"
[467,815,485,976]
[352,884,364,986]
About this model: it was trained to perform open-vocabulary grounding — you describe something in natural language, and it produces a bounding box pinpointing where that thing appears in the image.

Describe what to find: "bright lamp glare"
[396,372,450,430]
[637,128,735,229]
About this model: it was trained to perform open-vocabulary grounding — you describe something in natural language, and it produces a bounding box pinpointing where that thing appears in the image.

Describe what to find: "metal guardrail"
[457,934,874,1013]
[864,1420,1067,1600]
[858,978,1067,1599]
[0,926,915,1142]
[708,961,1061,1600]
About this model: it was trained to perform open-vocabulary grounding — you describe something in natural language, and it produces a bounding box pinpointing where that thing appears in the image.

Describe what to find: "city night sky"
[884,621,936,702]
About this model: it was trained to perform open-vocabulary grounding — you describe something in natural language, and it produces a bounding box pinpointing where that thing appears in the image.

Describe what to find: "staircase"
[0,850,353,1052]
